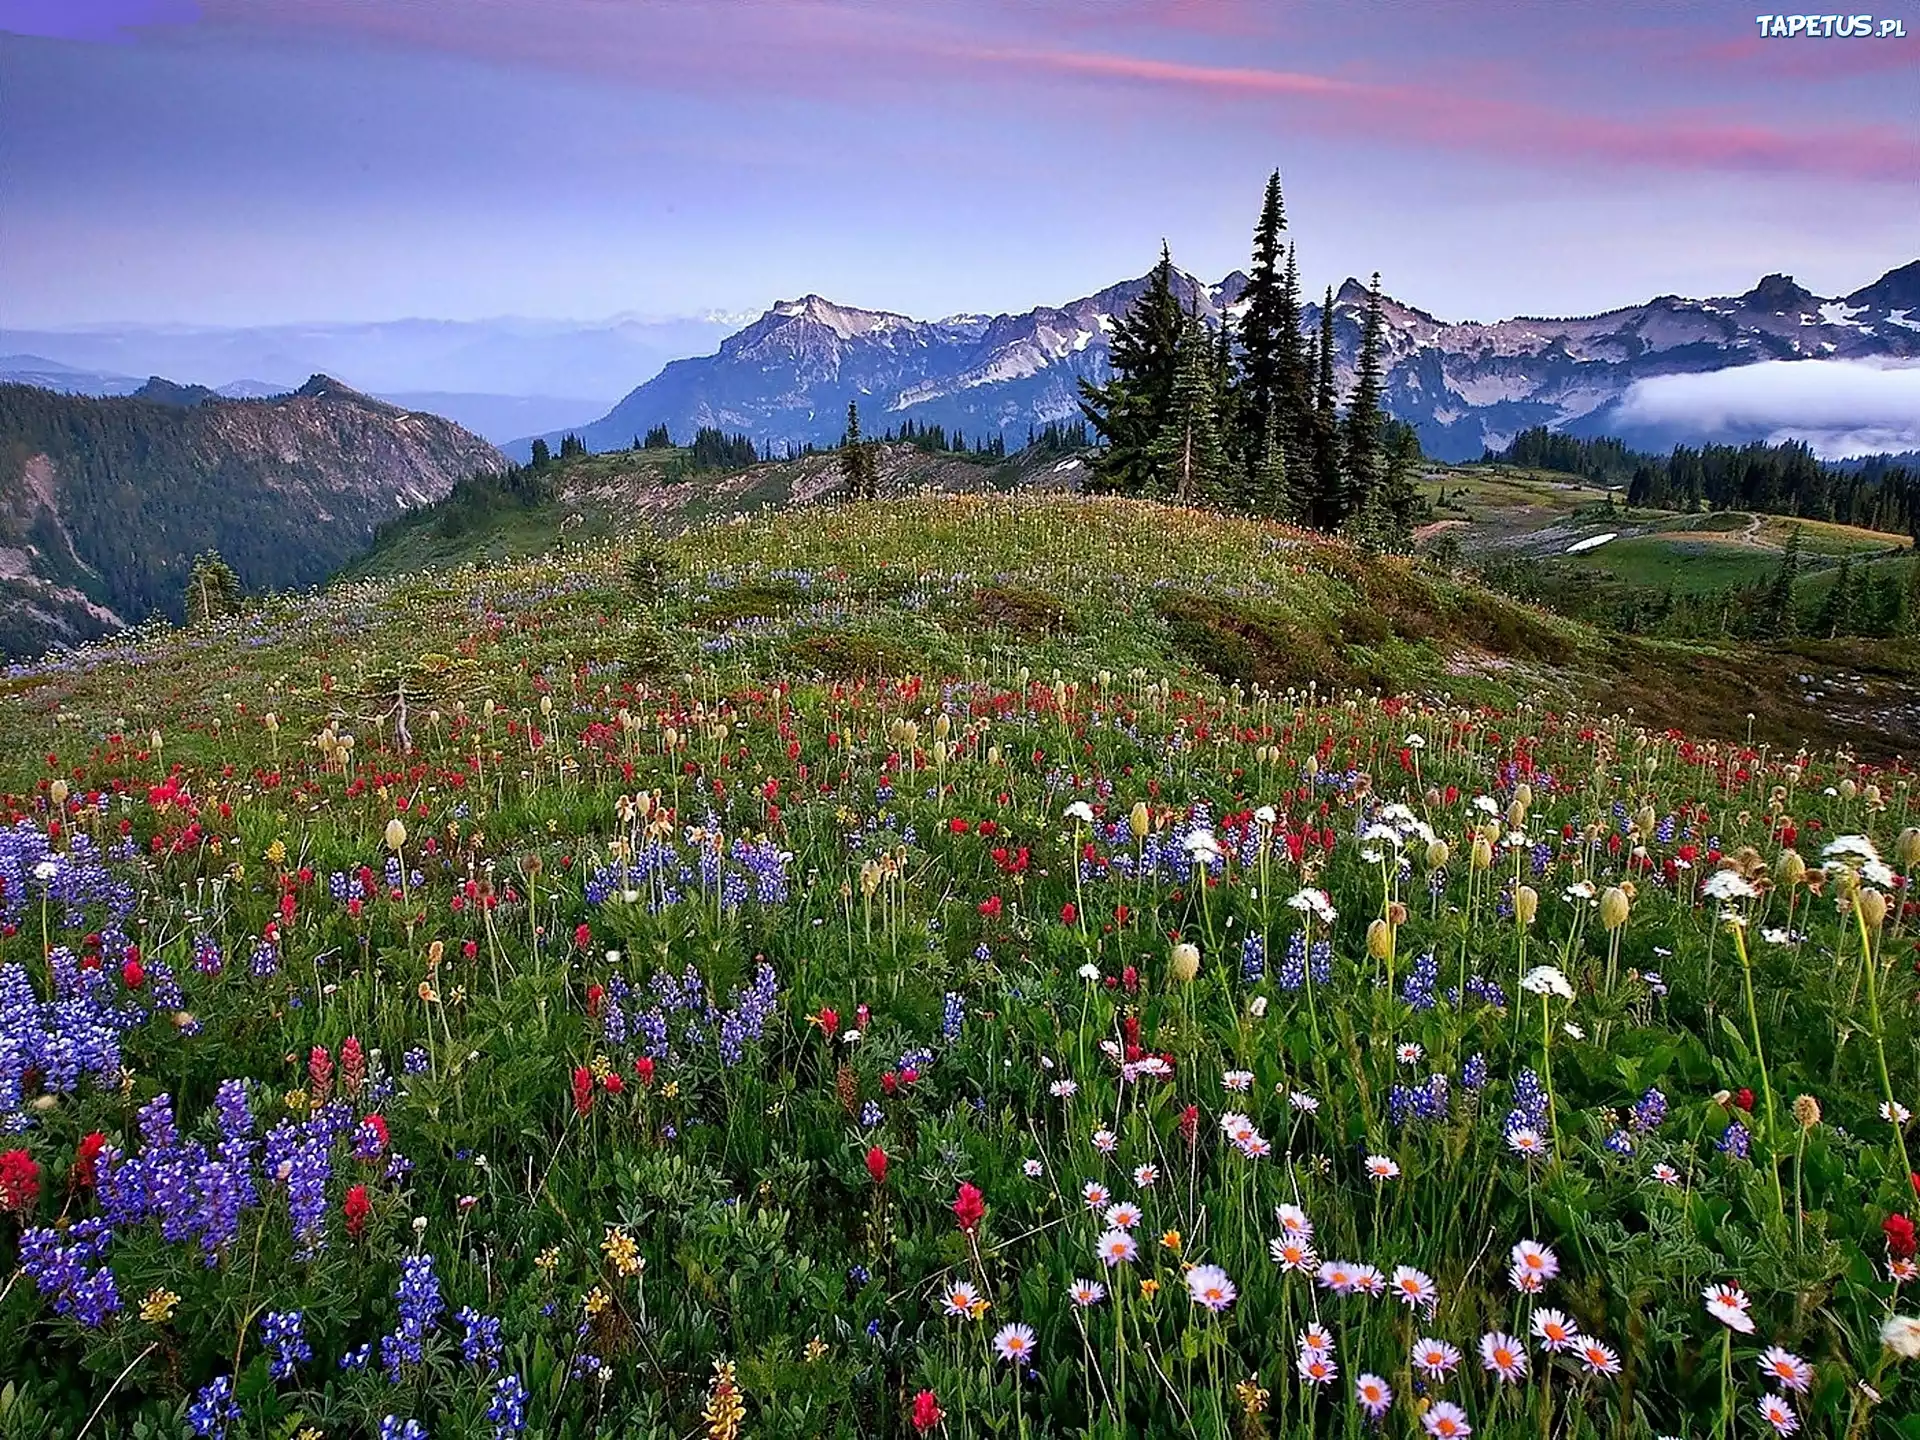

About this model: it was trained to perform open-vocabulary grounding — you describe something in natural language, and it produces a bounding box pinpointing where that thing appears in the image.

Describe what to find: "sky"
[1,0,1914,329]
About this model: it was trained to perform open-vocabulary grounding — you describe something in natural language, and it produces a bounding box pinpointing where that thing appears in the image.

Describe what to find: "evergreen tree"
[1079,242,1185,495]
[1814,555,1852,639]
[1235,172,1289,464]
[1758,525,1802,638]
[1343,274,1387,518]
[1276,244,1308,463]
[642,423,673,449]
[1150,309,1228,504]
[1247,399,1297,522]
[185,550,243,625]
[839,401,879,500]
[1308,288,1346,528]
[529,438,551,469]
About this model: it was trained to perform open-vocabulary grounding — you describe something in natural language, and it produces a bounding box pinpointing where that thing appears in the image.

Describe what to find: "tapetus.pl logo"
[1753,13,1908,36]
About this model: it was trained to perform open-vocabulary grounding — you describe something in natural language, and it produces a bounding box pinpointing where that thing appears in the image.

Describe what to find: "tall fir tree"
[839,400,878,499]
[1151,309,1229,504]
[1235,171,1289,466]
[1247,397,1297,522]
[1079,243,1186,495]
[1308,287,1346,528]
[1342,273,1387,519]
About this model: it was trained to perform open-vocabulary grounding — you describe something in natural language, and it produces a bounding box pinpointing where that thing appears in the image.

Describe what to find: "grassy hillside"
[5,494,1915,797]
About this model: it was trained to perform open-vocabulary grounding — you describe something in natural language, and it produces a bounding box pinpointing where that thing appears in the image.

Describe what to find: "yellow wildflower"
[1160,1228,1183,1253]
[141,1288,181,1324]
[1139,1278,1159,1300]
[583,1286,610,1318]
[265,838,287,865]
[702,1359,746,1440]
[601,1226,643,1277]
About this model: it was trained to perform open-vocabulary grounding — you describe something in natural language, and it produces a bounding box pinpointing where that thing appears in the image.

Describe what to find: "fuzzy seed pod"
[1130,802,1151,839]
[1899,827,1920,867]
[1365,918,1392,960]
[1634,806,1656,837]
[1839,778,1858,802]
[1170,942,1200,984]
[1599,886,1631,931]
[1857,888,1888,930]
[1514,885,1539,928]
[1506,800,1527,830]
[1425,838,1450,870]
[1514,782,1534,810]
[48,780,67,807]
[933,713,951,742]
[1470,836,1493,871]
[1791,1094,1821,1129]
[1776,849,1807,887]
[384,818,407,852]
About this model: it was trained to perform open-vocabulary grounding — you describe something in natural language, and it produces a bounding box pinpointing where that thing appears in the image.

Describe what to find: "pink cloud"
[961,44,1916,184]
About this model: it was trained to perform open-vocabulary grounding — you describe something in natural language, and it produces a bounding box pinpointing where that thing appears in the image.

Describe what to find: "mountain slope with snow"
[516,258,1919,462]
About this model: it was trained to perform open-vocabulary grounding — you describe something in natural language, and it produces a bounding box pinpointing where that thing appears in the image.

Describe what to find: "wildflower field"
[1,495,1918,1439]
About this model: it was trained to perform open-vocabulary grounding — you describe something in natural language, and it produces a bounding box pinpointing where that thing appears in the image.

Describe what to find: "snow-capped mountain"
[514,261,1919,462]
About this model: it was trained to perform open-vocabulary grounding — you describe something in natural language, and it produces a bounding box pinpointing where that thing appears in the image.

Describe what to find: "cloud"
[0,0,197,41]
[961,46,1916,184]
[1614,359,1920,458]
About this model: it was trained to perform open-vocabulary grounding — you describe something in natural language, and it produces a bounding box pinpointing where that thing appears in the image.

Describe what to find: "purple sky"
[2,0,1913,327]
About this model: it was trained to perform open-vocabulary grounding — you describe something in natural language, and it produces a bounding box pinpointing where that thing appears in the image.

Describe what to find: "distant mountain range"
[0,376,503,657]
[510,261,1920,463]
[0,311,749,443]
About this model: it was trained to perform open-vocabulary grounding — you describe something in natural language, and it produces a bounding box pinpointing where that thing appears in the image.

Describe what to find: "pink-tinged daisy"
[1222,1069,1254,1092]
[1049,1078,1078,1099]
[939,1281,981,1318]
[1890,1258,1918,1283]
[1081,1181,1111,1209]
[1275,1203,1314,1240]
[1091,1128,1118,1154]
[1353,1372,1393,1418]
[1299,1322,1334,1357]
[1397,1042,1424,1064]
[1422,1400,1472,1437]
[1411,1338,1461,1377]
[1350,1264,1386,1298]
[1506,1126,1547,1158]
[1103,1202,1143,1231]
[1068,1278,1106,1308]
[1221,1111,1256,1144]
[1882,1101,1912,1125]
[1238,1134,1273,1159]
[1297,1349,1338,1385]
[1508,1264,1546,1295]
[1577,1339,1621,1377]
[1186,1264,1237,1312]
[1022,1158,1044,1179]
[992,1322,1036,1363]
[1510,1240,1559,1282]
[1531,1308,1580,1352]
[1316,1260,1357,1294]
[1289,1090,1320,1113]
[1096,1228,1139,1267]
[1650,1162,1682,1186]
[1365,1154,1401,1181]
[1756,1394,1800,1436]
[1704,1282,1755,1333]
[1391,1265,1438,1311]
[1269,1236,1317,1273]
[1132,1164,1159,1189]
[1480,1332,1528,1382]
[1758,1346,1812,1393]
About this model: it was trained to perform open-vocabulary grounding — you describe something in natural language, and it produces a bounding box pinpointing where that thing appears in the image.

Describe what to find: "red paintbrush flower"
[1886,1213,1918,1261]
[343,1183,371,1237]
[910,1390,944,1432]
[572,1067,595,1116]
[953,1181,986,1233]
[0,1148,40,1214]
[865,1145,888,1185]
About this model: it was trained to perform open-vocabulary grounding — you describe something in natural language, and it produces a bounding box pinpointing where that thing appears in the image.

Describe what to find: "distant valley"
[0,377,502,657]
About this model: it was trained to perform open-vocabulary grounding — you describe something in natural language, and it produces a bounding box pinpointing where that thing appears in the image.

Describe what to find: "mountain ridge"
[511,261,1920,463]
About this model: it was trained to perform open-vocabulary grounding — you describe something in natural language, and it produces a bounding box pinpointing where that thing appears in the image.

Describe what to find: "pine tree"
[1079,242,1186,495]
[1343,274,1387,519]
[1308,288,1346,528]
[185,550,243,625]
[1235,171,1289,465]
[1276,244,1307,463]
[529,438,551,469]
[1247,398,1296,522]
[839,401,878,500]
[1151,309,1228,504]
[1759,525,1802,638]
